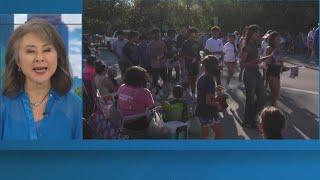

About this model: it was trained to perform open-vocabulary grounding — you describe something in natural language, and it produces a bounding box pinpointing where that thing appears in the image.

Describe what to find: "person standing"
[238,26,249,88]
[112,30,128,61]
[182,28,202,98]
[121,31,142,76]
[196,56,223,139]
[204,26,224,85]
[147,28,167,89]
[261,30,272,88]
[138,34,151,73]
[165,29,179,82]
[307,27,316,59]
[312,26,319,64]
[265,31,284,106]
[176,25,189,84]
[223,34,238,90]
[240,24,274,129]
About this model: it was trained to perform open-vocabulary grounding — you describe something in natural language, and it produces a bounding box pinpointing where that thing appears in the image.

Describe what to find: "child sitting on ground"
[259,106,286,139]
[162,85,188,122]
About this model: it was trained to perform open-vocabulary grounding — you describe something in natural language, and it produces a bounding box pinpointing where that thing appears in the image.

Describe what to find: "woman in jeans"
[240,25,274,128]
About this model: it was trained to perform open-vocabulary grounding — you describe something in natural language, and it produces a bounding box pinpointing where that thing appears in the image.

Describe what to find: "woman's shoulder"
[0,92,23,102]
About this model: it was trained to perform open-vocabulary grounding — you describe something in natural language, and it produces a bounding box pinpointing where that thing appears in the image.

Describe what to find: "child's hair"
[94,60,107,75]
[201,55,220,76]
[172,85,184,99]
[259,106,286,139]
[107,66,117,78]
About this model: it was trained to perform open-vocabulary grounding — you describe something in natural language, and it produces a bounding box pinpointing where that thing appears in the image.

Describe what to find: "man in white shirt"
[204,26,224,60]
[204,26,223,86]
[112,30,128,60]
[223,34,238,89]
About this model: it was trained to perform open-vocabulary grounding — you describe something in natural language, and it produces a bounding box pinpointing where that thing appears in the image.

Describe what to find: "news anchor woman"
[0,19,82,140]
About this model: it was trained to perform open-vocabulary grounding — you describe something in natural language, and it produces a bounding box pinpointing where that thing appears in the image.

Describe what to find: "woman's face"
[252,31,260,41]
[17,32,58,86]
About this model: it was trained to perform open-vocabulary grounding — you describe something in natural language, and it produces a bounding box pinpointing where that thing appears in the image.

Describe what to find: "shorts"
[198,114,221,127]
[224,61,236,70]
[266,65,281,79]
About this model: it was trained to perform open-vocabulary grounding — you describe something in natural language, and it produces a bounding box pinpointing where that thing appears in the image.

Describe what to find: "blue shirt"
[0,90,82,140]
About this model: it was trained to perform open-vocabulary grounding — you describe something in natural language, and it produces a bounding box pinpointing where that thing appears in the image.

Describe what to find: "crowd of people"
[83,23,319,140]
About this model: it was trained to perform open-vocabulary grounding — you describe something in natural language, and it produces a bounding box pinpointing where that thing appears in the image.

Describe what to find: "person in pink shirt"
[83,56,96,81]
[83,56,97,118]
[117,66,155,130]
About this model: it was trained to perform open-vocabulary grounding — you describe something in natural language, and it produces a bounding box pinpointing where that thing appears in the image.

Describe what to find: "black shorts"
[267,65,281,79]
[123,116,150,131]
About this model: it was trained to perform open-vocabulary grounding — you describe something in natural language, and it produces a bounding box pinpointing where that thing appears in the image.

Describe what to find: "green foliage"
[84,0,318,35]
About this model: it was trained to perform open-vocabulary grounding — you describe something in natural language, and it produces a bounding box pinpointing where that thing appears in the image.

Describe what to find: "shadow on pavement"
[278,93,319,139]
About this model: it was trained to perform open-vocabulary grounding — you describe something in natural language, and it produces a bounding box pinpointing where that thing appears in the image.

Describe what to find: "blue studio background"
[1,0,320,179]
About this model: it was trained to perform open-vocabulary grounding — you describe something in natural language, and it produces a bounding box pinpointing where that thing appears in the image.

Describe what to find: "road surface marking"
[293,125,310,140]
[281,87,319,95]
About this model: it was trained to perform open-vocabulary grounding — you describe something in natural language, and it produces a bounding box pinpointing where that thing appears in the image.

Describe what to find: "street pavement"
[96,48,319,139]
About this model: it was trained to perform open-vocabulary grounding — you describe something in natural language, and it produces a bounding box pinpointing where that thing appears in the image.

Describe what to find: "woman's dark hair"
[87,56,96,66]
[244,24,261,48]
[259,106,286,139]
[3,18,73,97]
[128,31,139,40]
[124,66,149,88]
[201,55,220,76]
[172,85,184,99]
[94,61,106,75]
[268,31,280,49]
[241,26,249,36]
